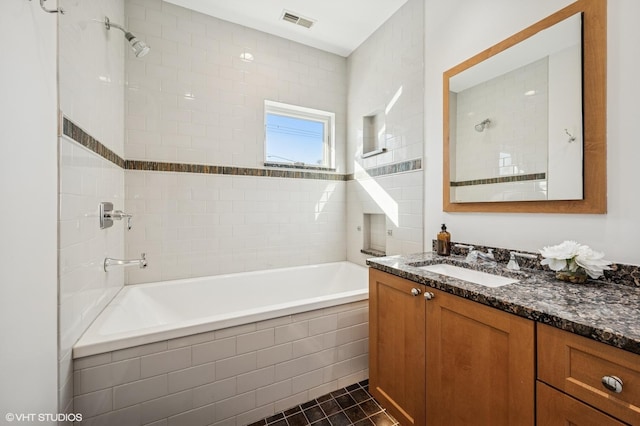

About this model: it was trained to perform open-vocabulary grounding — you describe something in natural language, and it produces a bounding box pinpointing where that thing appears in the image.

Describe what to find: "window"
[264,100,335,169]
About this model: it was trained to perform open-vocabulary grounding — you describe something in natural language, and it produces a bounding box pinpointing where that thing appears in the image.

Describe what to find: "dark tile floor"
[247,380,399,426]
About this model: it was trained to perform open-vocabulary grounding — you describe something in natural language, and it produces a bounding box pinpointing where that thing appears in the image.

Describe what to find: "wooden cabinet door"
[369,269,426,425]
[425,288,534,426]
[537,381,626,426]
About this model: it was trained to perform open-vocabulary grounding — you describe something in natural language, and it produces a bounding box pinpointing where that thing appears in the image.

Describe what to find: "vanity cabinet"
[536,381,626,426]
[369,269,535,426]
[537,323,640,425]
[368,268,426,425]
[425,287,534,425]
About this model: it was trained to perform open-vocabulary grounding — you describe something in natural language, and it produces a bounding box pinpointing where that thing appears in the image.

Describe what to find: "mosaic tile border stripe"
[450,172,546,187]
[126,160,346,181]
[62,117,422,181]
[62,117,343,181]
[62,117,125,168]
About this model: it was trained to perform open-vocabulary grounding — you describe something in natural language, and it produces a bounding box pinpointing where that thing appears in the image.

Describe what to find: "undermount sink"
[418,263,518,288]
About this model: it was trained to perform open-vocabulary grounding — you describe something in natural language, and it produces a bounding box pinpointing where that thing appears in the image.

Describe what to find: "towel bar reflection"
[27,0,64,14]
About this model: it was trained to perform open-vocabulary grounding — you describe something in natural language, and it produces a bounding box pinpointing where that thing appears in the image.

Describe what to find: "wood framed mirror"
[443,0,606,213]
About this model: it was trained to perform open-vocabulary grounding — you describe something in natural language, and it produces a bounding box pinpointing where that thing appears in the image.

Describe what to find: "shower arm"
[104,16,150,57]
[105,17,128,37]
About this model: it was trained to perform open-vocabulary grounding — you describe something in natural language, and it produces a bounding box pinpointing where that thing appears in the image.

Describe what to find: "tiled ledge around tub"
[360,249,386,258]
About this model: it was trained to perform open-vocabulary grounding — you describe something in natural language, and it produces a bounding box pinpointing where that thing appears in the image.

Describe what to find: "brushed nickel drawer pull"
[601,375,623,393]
[410,288,422,296]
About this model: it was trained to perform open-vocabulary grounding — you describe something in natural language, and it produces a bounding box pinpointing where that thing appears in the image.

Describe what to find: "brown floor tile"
[287,412,310,426]
[304,406,325,423]
[327,412,351,426]
[358,399,382,417]
[334,394,356,409]
[320,399,342,416]
[249,382,398,426]
[343,405,368,423]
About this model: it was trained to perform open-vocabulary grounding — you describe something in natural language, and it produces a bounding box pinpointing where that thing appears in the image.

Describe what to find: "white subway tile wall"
[73,301,369,426]
[125,171,347,283]
[346,0,424,171]
[122,0,351,283]
[124,0,347,171]
[347,170,424,264]
[58,0,424,420]
[59,0,126,158]
[345,0,424,264]
[59,138,125,415]
[58,0,127,416]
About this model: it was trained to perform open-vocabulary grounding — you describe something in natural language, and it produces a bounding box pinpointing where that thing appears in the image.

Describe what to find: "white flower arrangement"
[539,240,612,279]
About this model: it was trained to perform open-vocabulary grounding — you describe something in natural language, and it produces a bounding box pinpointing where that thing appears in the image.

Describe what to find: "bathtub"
[73,261,368,358]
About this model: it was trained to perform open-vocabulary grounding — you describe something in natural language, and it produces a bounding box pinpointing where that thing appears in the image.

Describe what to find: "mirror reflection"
[448,13,583,203]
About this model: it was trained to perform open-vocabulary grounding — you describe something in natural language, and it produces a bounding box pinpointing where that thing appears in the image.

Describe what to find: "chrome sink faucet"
[454,244,476,262]
[104,253,147,272]
[474,249,496,262]
[507,251,538,270]
[454,244,495,263]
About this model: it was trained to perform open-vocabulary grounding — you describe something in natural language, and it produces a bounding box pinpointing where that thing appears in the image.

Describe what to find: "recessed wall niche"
[363,213,386,255]
[363,110,385,156]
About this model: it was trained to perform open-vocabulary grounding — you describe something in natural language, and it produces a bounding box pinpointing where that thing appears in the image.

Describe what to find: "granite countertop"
[367,252,640,355]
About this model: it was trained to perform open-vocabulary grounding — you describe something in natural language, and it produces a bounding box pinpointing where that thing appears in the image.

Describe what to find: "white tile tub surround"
[345,0,424,263]
[346,0,424,172]
[58,0,127,415]
[125,171,347,284]
[59,137,126,415]
[59,0,126,157]
[74,301,369,426]
[75,262,367,357]
[124,0,347,171]
[347,170,424,265]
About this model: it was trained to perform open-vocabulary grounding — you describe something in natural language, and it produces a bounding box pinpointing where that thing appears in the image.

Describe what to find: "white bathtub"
[73,261,368,358]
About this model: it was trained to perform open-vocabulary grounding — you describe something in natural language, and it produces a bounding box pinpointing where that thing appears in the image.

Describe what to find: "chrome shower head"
[475,118,491,132]
[104,16,150,58]
[124,32,150,58]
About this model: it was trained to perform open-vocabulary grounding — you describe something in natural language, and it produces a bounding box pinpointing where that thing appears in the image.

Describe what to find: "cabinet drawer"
[537,381,625,426]
[537,324,640,425]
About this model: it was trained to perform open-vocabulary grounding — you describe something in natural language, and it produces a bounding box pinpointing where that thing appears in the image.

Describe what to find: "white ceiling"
[164,0,408,57]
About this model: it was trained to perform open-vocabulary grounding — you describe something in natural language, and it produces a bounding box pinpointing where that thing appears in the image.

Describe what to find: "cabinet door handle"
[601,375,623,393]
[424,292,435,300]
[410,288,422,296]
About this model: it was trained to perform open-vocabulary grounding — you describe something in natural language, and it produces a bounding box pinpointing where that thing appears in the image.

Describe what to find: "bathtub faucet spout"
[104,253,147,272]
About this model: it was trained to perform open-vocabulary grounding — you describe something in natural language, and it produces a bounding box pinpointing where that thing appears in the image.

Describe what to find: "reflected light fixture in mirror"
[443,0,606,213]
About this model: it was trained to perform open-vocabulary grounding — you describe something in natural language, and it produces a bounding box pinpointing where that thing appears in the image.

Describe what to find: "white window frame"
[264,100,335,169]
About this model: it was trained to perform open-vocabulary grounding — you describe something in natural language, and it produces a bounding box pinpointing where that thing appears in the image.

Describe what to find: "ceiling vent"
[281,10,316,29]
